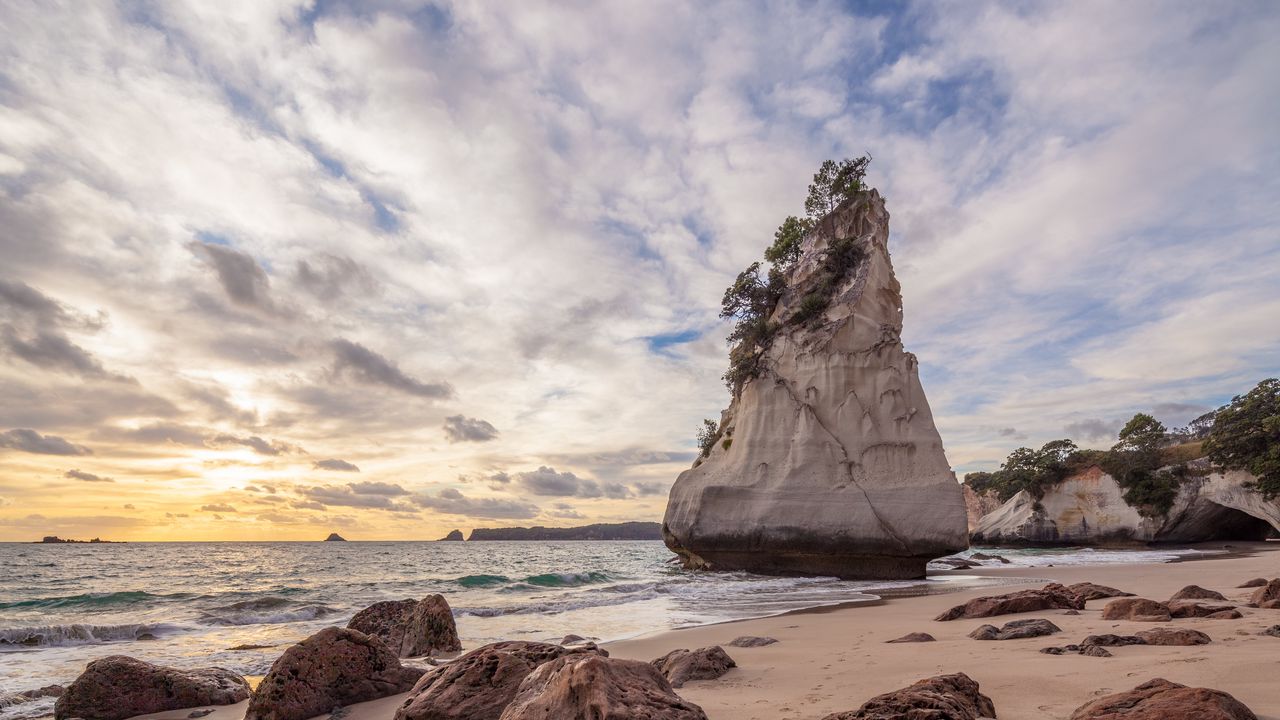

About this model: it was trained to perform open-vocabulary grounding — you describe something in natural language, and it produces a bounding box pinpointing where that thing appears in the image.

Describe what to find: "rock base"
[674,549,930,580]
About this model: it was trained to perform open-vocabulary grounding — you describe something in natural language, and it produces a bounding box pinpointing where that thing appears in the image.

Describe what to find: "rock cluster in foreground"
[54,656,249,720]
[663,191,968,579]
[347,594,461,658]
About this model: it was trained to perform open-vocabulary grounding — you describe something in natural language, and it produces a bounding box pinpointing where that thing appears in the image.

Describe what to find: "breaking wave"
[0,623,174,648]
[197,597,336,626]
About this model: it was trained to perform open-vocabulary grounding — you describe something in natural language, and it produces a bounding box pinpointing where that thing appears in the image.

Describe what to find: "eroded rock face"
[55,656,249,720]
[650,646,735,688]
[499,655,707,720]
[394,641,603,720]
[662,192,968,579]
[971,468,1280,545]
[936,583,1083,621]
[820,673,996,720]
[246,627,424,720]
[1100,598,1171,622]
[348,595,462,658]
[1068,678,1257,720]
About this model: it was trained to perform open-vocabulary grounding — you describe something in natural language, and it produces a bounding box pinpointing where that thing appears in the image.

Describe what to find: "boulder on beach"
[325,533,347,542]
[1169,585,1227,602]
[650,646,736,688]
[885,632,935,643]
[1068,678,1258,720]
[347,594,461,658]
[437,530,464,541]
[728,635,778,648]
[1135,628,1212,646]
[246,627,424,720]
[1246,578,1280,607]
[1100,598,1172,622]
[1207,609,1244,619]
[55,656,249,720]
[1041,644,1113,657]
[969,618,1060,641]
[1166,600,1238,618]
[935,583,1083,621]
[1066,582,1134,603]
[1082,634,1145,647]
[820,673,996,720]
[499,654,708,720]
[661,191,969,580]
[394,641,604,720]
[1262,625,1280,637]
[1237,577,1268,588]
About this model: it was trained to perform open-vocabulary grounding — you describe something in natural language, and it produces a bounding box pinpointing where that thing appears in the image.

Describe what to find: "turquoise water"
[0,541,1218,718]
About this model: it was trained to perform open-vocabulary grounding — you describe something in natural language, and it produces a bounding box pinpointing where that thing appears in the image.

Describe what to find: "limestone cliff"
[662,190,968,579]
[963,485,1003,533]
[971,467,1280,545]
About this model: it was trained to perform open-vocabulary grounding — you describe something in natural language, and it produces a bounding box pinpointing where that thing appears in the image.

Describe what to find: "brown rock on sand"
[394,641,604,720]
[55,656,249,720]
[1207,609,1244,619]
[1261,625,1280,637]
[247,627,424,720]
[885,632,935,643]
[499,655,707,720]
[1100,598,1171,622]
[1167,601,1238,618]
[1135,628,1212,646]
[1068,678,1257,720]
[348,595,462,658]
[650,646,736,688]
[1237,578,1267,588]
[1067,582,1134,602]
[935,583,1083,621]
[969,618,1060,641]
[820,673,997,720]
[1169,585,1227,602]
[1246,578,1280,607]
[727,636,777,647]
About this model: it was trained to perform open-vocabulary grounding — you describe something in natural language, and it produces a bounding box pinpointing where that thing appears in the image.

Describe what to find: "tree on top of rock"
[1204,378,1280,498]
[804,155,872,220]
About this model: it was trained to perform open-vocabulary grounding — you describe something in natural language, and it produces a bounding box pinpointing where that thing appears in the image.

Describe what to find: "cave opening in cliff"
[1162,504,1277,542]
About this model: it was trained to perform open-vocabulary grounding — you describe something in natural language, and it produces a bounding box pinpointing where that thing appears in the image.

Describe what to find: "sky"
[1,1,1278,541]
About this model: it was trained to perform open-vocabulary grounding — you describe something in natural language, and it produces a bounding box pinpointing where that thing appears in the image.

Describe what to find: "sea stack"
[324,533,347,542]
[662,190,968,579]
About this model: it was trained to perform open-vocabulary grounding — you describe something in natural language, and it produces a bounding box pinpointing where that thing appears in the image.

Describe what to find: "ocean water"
[0,541,1221,718]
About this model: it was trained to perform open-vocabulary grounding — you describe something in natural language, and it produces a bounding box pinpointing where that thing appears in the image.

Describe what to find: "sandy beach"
[123,542,1280,720]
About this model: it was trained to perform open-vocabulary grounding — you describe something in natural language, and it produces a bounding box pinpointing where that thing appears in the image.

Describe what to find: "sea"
[0,541,1224,719]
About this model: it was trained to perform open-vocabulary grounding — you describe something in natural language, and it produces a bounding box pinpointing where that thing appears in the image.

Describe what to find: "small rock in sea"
[969,618,1061,641]
[820,673,995,720]
[501,655,708,720]
[1069,678,1257,720]
[227,644,274,651]
[1169,585,1228,602]
[19,685,64,700]
[559,634,589,645]
[1135,628,1212,646]
[1262,625,1280,638]
[56,656,250,720]
[1237,578,1267,588]
[246,627,423,720]
[188,710,214,718]
[1100,598,1171,622]
[885,632,935,643]
[728,636,778,647]
[324,533,346,542]
[394,641,604,720]
[935,583,1083,621]
[136,634,157,641]
[969,552,1011,564]
[650,646,736,688]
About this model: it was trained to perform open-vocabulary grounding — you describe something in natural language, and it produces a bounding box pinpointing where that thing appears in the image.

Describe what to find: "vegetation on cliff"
[964,378,1280,515]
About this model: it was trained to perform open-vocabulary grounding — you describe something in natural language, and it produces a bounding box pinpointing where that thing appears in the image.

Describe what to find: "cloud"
[302,484,415,511]
[65,469,112,482]
[314,458,360,472]
[514,466,632,499]
[0,279,126,381]
[0,428,91,456]
[414,488,540,519]
[1063,419,1121,444]
[329,339,453,399]
[442,415,499,443]
[200,503,237,512]
[548,503,585,519]
[346,481,407,496]
[189,241,275,312]
[295,254,376,301]
[97,423,207,447]
[209,434,299,456]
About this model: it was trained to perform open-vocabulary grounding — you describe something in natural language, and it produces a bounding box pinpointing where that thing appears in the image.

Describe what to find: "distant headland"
[467,521,661,541]
[35,536,122,544]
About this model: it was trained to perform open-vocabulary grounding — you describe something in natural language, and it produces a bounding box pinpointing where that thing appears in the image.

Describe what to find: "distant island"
[36,536,121,544]
[324,533,347,542]
[437,529,464,541]
[467,522,661,541]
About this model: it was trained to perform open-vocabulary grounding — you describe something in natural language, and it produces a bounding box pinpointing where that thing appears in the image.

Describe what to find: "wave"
[197,597,336,626]
[520,571,613,588]
[0,622,174,648]
[455,574,511,588]
[0,590,195,610]
[455,588,663,618]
